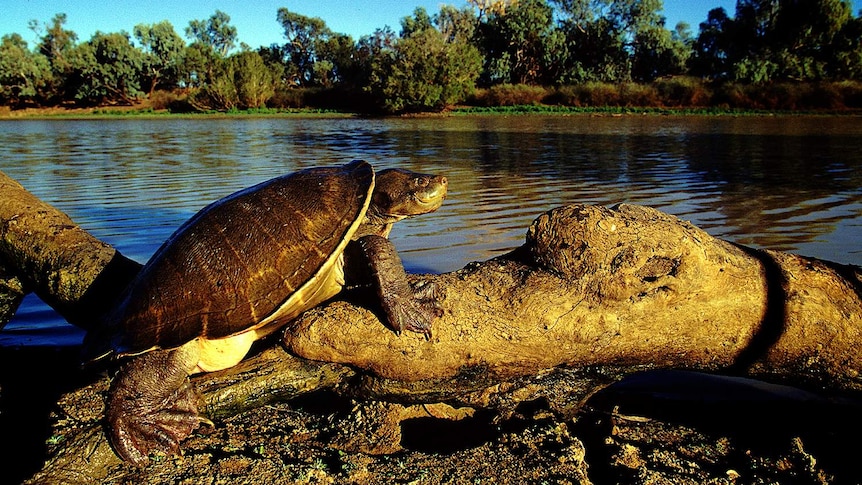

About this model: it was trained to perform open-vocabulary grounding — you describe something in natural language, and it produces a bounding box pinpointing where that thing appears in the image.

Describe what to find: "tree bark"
[1,172,860,482]
[0,171,140,331]
[284,204,862,393]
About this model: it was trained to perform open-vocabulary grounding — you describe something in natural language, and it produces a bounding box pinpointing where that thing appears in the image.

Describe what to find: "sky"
[3,0,860,50]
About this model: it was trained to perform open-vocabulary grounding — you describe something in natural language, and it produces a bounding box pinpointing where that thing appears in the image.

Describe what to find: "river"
[1,114,860,347]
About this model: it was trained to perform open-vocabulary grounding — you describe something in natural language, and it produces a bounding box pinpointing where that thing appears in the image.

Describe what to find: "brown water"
[1,114,860,346]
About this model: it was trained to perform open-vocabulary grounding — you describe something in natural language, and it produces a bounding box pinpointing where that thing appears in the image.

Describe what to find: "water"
[1,115,860,347]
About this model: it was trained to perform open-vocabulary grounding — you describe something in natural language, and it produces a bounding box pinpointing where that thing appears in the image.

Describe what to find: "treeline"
[2,0,862,114]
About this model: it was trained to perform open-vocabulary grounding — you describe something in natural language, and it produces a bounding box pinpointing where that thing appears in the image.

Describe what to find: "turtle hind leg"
[106,343,210,465]
[358,234,443,338]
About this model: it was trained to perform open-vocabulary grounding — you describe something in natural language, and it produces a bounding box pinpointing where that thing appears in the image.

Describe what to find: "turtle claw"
[385,281,443,339]
[105,348,209,466]
[107,376,209,466]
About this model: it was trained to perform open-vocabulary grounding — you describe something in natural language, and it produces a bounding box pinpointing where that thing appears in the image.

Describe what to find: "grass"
[451,104,786,116]
[1,105,353,119]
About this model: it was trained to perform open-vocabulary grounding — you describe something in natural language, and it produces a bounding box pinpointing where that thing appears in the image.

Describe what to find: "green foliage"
[273,8,360,89]
[188,51,278,111]
[188,57,239,111]
[472,84,549,106]
[29,13,78,102]
[0,34,51,105]
[134,21,185,96]
[32,14,77,72]
[69,31,145,105]
[631,24,689,81]
[367,8,483,113]
[693,0,861,82]
[179,42,218,88]
[478,0,559,85]
[185,10,237,57]
[558,16,630,83]
[233,51,277,108]
[277,8,330,86]
[4,3,862,113]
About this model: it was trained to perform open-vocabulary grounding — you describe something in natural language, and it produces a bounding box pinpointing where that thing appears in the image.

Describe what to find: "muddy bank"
[4,345,861,484]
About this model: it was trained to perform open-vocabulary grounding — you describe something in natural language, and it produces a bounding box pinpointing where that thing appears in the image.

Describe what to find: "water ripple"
[1,116,860,347]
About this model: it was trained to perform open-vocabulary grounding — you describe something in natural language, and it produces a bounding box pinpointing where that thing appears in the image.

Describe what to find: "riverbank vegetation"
[2,0,861,114]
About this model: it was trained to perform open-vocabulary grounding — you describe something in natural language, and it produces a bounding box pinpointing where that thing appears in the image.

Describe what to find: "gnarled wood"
[285,204,862,392]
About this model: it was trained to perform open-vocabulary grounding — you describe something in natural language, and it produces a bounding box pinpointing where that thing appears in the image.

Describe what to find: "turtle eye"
[414,177,428,187]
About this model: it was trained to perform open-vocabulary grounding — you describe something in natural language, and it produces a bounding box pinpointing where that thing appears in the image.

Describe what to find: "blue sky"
[3,1,859,49]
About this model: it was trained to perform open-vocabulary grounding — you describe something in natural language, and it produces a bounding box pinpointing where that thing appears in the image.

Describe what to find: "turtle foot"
[388,281,443,339]
[105,348,210,465]
[107,376,210,466]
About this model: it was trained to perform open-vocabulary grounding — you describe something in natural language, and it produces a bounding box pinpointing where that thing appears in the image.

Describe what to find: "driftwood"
[0,171,141,330]
[286,203,862,392]
[1,170,861,483]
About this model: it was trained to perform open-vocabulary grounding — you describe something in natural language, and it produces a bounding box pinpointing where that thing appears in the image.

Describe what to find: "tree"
[178,42,219,88]
[556,9,629,82]
[133,21,185,96]
[188,56,238,111]
[553,0,686,83]
[314,33,358,87]
[478,0,561,85]
[0,34,51,106]
[185,10,237,57]
[692,0,860,82]
[189,51,277,111]
[367,7,482,113]
[69,31,145,105]
[29,13,78,102]
[355,27,397,91]
[554,0,632,82]
[437,4,481,42]
[690,7,734,79]
[275,8,355,87]
[631,21,690,81]
[830,9,862,79]
[771,0,855,80]
[232,51,277,108]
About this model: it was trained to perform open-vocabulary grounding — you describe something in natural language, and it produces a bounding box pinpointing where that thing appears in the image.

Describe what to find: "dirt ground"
[3,347,861,485]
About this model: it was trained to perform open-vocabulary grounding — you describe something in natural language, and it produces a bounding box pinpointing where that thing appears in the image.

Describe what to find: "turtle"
[83,160,447,465]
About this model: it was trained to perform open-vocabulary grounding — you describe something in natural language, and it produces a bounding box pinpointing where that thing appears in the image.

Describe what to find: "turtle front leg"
[358,234,443,338]
[106,343,210,465]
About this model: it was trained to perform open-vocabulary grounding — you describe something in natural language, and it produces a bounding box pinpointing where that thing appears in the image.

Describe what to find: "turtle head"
[364,168,447,234]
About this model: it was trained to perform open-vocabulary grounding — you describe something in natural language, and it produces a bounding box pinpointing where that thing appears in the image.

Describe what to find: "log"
[286,204,862,393]
[0,171,140,330]
[1,172,860,482]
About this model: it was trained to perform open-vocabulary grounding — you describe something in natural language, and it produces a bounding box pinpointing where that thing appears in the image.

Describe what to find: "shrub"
[549,83,619,107]
[269,86,308,109]
[147,90,179,110]
[835,81,862,108]
[653,77,712,107]
[712,83,750,109]
[578,82,621,106]
[473,84,549,106]
[619,82,659,106]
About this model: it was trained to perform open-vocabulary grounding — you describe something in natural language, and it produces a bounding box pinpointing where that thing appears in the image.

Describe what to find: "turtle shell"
[98,160,374,358]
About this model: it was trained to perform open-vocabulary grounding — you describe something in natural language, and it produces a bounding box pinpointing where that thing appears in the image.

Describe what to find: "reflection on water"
[1,115,860,346]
